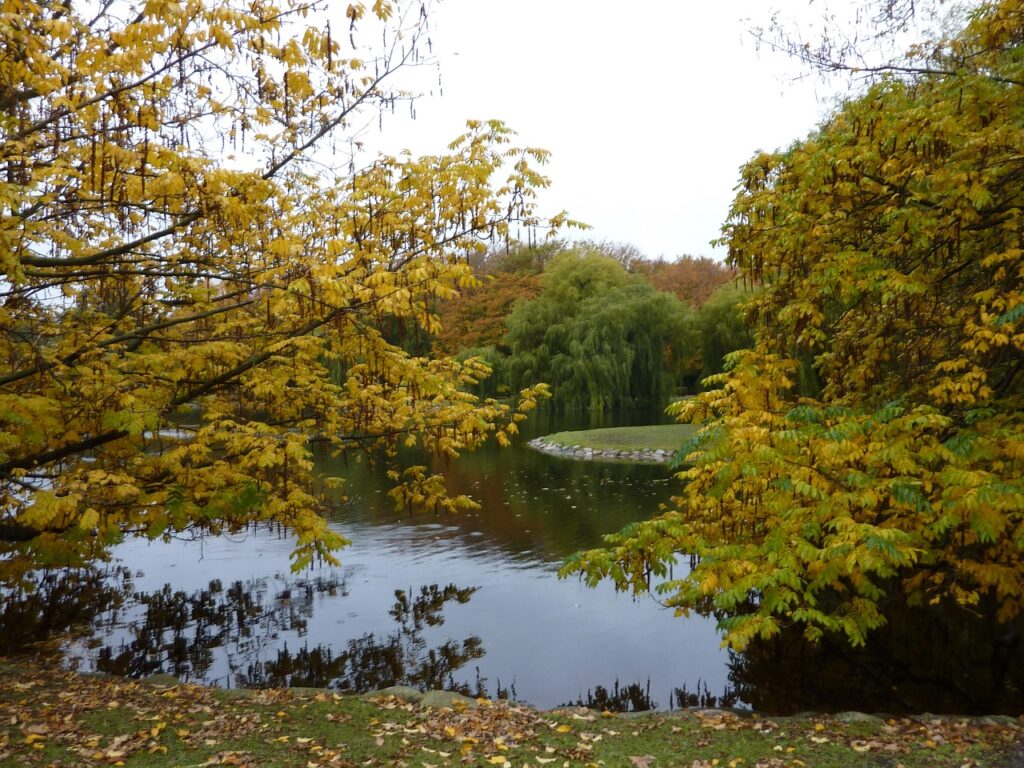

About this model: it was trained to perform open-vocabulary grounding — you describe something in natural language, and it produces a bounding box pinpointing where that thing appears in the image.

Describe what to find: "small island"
[528,423,697,463]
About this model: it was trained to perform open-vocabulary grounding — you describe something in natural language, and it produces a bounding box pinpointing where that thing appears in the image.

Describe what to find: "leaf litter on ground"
[0,655,1020,767]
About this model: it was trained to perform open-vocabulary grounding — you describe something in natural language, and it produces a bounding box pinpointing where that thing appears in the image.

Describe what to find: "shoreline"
[1,658,1020,767]
[527,436,678,463]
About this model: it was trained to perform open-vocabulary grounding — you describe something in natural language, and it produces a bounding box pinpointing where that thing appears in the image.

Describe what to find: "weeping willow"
[506,253,692,409]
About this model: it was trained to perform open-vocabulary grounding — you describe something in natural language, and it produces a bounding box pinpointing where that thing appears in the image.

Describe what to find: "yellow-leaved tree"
[565,0,1024,649]
[0,0,559,581]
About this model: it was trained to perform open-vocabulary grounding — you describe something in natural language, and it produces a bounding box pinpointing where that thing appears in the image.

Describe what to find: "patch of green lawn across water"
[541,424,697,453]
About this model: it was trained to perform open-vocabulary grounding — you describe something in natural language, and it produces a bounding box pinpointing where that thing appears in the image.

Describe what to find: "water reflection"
[729,600,1024,715]
[324,441,677,565]
[239,584,486,692]
[564,680,742,713]
[6,560,1020,713]
[67,573,494,697]
[0,567,131,655]
[563,679,659,712]
[92,574,344,681]
[17,408,1023,714]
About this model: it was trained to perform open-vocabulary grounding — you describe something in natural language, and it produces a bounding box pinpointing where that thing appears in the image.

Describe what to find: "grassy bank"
[540,424,697,453]
[1,655,1020,767]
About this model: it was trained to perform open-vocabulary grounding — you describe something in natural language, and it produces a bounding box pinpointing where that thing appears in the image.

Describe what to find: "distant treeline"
[431,240,754,409]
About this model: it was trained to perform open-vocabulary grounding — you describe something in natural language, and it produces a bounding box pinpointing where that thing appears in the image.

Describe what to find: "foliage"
[0,0,560,580]
[504,251,692,409]
[564,0,1024,649]
[686,283,756,389]
[432,273,540,356]
[471,239,568,276]
[631,255,735,307]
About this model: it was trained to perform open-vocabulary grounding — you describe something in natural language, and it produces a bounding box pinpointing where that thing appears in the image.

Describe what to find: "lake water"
[55,408,737,711]
[10,407,1021,713]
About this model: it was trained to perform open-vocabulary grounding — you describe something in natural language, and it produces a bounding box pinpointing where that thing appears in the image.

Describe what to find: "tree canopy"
[565,0,1024,649]
[630,255,734,307]
[0,0,559,581]
[503,250,693,410]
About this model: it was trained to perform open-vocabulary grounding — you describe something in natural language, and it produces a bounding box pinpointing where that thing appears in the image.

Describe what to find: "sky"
[358,0,853,261]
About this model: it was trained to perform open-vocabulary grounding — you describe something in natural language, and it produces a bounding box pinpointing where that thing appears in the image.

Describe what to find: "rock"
[618,709,659,719]
[140,673,182,688]
[771,711,819,722]
[364,685,423,704]
[971,715,1021,729]
[835,711,884,725]
[419,690,478,709]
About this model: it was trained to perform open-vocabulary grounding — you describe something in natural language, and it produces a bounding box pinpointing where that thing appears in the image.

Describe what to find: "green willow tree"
[565,0,1024,649]
[505,250,692,410]
[687,284,755,389]
[0,0,561,582]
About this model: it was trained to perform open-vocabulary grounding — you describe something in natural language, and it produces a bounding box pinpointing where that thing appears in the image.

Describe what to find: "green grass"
[1,655,1021,768]
[541,424,697,453]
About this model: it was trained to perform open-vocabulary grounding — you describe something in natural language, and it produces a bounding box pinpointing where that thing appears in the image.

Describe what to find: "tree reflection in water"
[563,679,659,712]
[238,584,486,693]
[49,577,489,696]
[92,574,344,681]
[0,567,132,655]
[566,680,742,713]
[7,566,1020,713]
[728,600,1023,715]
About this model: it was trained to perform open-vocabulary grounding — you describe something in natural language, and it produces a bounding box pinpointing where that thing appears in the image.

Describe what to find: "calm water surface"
[58,409,735,710]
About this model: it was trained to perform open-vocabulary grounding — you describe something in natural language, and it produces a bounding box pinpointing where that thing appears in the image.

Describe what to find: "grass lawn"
[1,656,1020,767]
[540,424,698,453]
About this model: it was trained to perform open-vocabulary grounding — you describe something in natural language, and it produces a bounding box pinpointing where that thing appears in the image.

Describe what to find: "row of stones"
[361,687,1022,728]
[527,437,677,464]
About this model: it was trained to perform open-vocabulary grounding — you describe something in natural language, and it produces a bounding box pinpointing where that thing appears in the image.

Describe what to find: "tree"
[505,251,692,409]
[431,272,541,356]
[631,255,734,307]
[565,0,1024,649]
[688,283,755,387]
[0,0,558,582]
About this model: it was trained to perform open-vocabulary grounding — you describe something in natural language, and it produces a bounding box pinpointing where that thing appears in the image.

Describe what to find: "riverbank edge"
[2,658,1021,767]
[527,436,679,464]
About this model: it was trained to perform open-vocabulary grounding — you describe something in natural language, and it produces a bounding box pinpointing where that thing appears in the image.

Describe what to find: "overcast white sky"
[358,0,854,261]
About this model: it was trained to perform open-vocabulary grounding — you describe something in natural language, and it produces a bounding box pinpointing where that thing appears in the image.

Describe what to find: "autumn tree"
[0,0,559,581]
[505,251,692,409]
[631,255,734,307]
[565,0,1024,649]
[432,273,541,357]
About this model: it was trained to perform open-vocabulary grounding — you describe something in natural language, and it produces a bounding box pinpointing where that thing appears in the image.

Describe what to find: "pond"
[50,408,736,711]
[7,407,1022,714]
